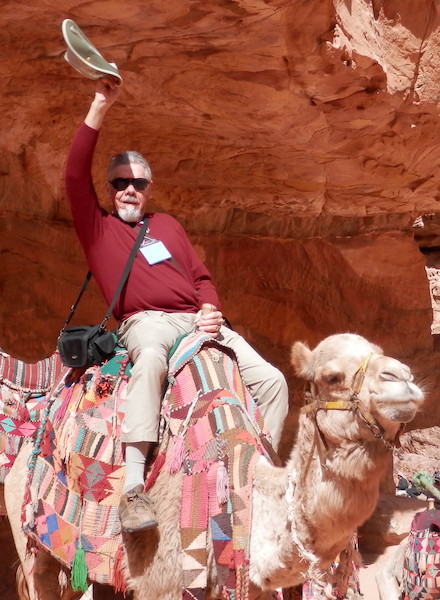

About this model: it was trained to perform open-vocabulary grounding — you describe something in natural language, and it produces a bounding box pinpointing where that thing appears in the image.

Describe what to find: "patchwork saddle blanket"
[22,332,275,597]
[162,333,273,600]
[0,350,64,483]
[401,508,440,600]
[22,347,131,590]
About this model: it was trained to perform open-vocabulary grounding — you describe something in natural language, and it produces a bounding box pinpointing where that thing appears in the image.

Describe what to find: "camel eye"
[320,364,344,386]
[326,372,344,385]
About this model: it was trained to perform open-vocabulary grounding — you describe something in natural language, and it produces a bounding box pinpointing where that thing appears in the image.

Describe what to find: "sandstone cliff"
[1,0,440,458]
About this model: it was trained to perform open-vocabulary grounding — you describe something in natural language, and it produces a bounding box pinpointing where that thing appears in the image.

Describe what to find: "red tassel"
[15,400,30,423]
[54,385,74,424]
[145,451,166,492]
[112,544,127,594]
[169,434,186,474]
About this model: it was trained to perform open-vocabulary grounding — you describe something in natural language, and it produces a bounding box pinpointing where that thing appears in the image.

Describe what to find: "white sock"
[123,442,150,494]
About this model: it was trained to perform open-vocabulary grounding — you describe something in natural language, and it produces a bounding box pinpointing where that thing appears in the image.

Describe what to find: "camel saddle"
[19,331,276,598]
[0,351,64,484]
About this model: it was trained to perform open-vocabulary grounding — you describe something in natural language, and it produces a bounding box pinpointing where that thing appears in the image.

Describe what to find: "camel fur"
[5,333,424,600]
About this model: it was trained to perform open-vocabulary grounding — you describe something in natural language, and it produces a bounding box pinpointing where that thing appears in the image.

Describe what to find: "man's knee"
[274,367,288,394]
[132,345,168,369]
[262,366,288,400]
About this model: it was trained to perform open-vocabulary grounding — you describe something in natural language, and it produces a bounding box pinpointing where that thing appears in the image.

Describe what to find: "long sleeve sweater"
[65,123,220,322]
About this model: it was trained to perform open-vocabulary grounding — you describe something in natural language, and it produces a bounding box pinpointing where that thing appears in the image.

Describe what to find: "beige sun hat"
[62,19,122,84]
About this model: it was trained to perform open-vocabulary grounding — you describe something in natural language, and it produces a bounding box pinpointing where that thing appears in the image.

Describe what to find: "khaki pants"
[118,311,288,450]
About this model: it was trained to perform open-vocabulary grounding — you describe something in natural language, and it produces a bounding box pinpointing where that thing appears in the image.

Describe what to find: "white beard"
[117,203,143,223]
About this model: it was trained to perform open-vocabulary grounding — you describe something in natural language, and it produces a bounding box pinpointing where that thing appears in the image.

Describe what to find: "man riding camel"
[65,77,289,534]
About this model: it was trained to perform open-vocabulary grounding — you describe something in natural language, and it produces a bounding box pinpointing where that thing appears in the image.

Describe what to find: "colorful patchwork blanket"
[401,508,440,600]
[22,333,275,598]
[22,348,130,590]
[162,333,273,600]
[0,351,64,483]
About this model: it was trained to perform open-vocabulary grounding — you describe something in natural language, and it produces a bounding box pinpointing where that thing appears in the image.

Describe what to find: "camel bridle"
[301,352,399,451]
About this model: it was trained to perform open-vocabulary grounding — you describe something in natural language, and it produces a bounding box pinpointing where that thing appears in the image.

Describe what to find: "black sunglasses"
[109,178,150,191]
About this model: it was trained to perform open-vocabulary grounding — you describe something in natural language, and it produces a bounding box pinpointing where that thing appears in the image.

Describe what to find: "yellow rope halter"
[300,352,396,449]
[301,353,374,415]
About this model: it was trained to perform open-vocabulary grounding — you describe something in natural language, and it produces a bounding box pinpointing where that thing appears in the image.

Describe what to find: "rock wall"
[1,0,440,460]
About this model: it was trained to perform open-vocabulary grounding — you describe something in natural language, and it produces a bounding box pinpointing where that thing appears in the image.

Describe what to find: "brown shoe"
[119,485,158,533]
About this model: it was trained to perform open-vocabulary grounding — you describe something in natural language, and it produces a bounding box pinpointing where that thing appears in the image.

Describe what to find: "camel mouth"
[371,383,424,424]
[390,407,418,423]
[374,401,420,424]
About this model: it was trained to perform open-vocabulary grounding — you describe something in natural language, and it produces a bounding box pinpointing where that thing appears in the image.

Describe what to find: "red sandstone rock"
[1,0,440,452]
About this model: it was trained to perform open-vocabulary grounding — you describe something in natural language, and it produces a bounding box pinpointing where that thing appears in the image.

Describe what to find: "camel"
[4,332,424,600]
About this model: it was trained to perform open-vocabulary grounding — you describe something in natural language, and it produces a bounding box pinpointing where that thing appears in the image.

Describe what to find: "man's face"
[108,162,152,223]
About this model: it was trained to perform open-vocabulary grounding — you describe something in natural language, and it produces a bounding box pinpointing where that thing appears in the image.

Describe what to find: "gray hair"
[107,151,153,181]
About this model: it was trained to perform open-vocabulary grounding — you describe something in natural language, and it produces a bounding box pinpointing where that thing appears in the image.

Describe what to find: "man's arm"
[65,78,121,248]
[84,77,121,131]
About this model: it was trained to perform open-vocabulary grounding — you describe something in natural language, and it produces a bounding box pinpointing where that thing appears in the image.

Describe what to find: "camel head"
[291,333,424,447]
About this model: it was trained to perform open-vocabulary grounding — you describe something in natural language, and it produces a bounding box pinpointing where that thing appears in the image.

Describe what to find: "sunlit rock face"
[1,0,440,452]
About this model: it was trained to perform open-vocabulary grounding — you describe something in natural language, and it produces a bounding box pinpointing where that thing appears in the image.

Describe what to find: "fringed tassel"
[168,393,199,475]
[58,413,77,462]
[169,434,186,474]
[217,461,229,505]
[145,450,166,492]
[71,545,88,593]
[15,399,30,423]
[54,385,74,425]
[112,544,127,594]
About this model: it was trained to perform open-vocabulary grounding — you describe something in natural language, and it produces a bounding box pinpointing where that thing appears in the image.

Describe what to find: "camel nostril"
[380,371,401,382]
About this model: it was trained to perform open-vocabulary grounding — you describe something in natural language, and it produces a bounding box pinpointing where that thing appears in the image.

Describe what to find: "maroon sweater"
[65,123,220,322]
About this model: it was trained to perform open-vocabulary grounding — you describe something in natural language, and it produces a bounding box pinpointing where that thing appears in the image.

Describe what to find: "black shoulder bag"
[57,219,148,369]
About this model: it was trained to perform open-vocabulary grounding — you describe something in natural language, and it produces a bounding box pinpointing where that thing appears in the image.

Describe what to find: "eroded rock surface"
[1,0,440,456]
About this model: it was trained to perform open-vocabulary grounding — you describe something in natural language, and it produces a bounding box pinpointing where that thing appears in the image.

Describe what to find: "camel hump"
[167,331,235,377]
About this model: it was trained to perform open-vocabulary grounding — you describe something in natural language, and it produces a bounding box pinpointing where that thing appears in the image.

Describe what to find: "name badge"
[140,237,172,265]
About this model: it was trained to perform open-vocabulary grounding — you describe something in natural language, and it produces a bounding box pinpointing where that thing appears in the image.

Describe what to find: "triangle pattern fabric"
[22,365,128,588]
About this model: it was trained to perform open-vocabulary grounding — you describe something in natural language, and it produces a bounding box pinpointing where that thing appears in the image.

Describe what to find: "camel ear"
[291,341,313,380]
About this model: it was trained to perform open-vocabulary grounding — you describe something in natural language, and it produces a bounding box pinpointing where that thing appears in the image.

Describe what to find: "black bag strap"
[59,272,93,335]
[60,218,149,335]
[101,218,149,328]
